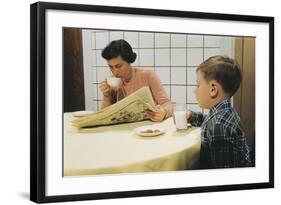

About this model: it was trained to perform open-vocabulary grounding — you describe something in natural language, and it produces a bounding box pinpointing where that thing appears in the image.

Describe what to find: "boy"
[187,55,251,169]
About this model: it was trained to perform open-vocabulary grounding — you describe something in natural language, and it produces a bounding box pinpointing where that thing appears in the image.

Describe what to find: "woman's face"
[107,56,131,80]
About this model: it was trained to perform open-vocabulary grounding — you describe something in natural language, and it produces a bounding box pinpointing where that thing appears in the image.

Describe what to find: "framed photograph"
[30,1,274,203]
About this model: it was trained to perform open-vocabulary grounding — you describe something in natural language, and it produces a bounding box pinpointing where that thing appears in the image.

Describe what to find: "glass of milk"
[173,103,188,130]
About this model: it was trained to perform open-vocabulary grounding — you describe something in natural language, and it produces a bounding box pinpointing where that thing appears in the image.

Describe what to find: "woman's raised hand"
[99,80,111,97]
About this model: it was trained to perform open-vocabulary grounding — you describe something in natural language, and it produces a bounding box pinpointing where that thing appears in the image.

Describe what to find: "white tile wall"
[97,67,110,84]
[187,67,197,85]
[95,32,109,49]
[91,51,97,67]
[155,49,170,66]
[91,32,96,49]
[187,48,203,66]
[171,48,186,66]
[204,35,221,47]
[109,31,124,42]
[139,49,154,66]
[82,29,234,112]
[204,48,221,60]
[187,35,203,47]
[91,101,98,111]
[96,50,107,66]
[92,67,97,83]
[124,32,139,48]
[171,86,186,103]
[92,84,98,99]
[187,86,197,103]
[139,32,154,48]
[155,33,170,48]
[171,67,186,85]
[155,67,170,84]
[171,34,186,47]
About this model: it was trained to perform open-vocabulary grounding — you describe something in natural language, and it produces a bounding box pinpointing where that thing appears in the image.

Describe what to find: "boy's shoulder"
[212,107,241,127]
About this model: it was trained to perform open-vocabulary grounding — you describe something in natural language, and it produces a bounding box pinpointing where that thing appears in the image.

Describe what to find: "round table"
[64,113,201,176]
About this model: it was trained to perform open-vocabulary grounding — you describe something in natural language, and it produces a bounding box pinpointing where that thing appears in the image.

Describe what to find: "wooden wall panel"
[234,37,255,161]
[63,28,85,112]
[234,37,243,117]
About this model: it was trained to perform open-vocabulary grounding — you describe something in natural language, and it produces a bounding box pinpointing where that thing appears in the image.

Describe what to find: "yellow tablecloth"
[64,113,201,176]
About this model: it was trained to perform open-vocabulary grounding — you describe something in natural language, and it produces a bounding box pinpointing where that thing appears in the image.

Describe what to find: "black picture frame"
[30,1,274,203]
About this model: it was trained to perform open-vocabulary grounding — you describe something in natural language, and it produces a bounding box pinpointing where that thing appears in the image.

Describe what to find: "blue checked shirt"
[189,99,251,169]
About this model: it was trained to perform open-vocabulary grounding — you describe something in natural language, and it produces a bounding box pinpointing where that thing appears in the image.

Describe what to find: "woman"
[99,39,172,122]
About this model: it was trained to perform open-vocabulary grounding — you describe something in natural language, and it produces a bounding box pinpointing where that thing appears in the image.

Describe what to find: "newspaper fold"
[72,86,156,129]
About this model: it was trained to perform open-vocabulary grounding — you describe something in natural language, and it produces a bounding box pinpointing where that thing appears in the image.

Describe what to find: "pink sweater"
[103,68,173,117]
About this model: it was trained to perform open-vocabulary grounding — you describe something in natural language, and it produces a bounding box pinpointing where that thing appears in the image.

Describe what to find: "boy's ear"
[209,80,219,98]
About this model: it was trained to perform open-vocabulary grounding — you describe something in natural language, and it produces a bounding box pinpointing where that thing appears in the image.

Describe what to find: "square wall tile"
[187,86,197,103]
[97,87,103,100]
[109,31,124,41]
[204,35,221,47]
[171,67,186,85]
[84,81,95,102]
[93,101,98,112]
[91,84,98,99]
[91,32,96,49]
[187,35,203,47]
[91,50,97,67]
[97,66,110,82]
[96,50,107,66]
[155,33,170,48]
[187,104,202,112]
[155,49,170,66]
[204,48,221,60]
[171,48,186,66]
[171,86,186,104]
[139,32,154,48]
[187,67,197,85]
[171,34,186,47]
[155,67,170,84]
[139,49,154,66]
[124,32,139,48]
[95,32,109,49]
[187,48,203,66]
[91,67,97,83]
[85,100,97,112]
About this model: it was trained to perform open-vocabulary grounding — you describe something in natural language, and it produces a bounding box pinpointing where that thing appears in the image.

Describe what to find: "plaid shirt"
[189,99,251,169]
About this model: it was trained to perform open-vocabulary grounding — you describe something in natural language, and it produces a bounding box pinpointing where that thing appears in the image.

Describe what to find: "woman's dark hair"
[101,39,137,63]
[196,55,242,97]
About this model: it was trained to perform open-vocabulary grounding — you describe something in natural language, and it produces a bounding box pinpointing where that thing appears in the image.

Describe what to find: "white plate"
[73,110,95,117]
[134,125,166,137]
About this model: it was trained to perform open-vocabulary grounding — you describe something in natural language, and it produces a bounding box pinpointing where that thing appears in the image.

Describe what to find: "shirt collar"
[202,99,232,126]
[209,99,232,115]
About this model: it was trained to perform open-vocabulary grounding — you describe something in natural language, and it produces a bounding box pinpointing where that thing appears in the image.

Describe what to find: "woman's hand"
[99,80,111,97]
[146,105,167,122]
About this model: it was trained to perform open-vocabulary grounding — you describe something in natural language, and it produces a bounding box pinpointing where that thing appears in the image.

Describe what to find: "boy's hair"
[102,39,137,63]
[196,55,242,97]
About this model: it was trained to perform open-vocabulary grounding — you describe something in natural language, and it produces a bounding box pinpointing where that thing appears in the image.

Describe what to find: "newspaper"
[72,86,156,129]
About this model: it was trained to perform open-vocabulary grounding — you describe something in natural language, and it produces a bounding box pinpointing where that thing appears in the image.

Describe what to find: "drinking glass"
[173,103,188,130]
